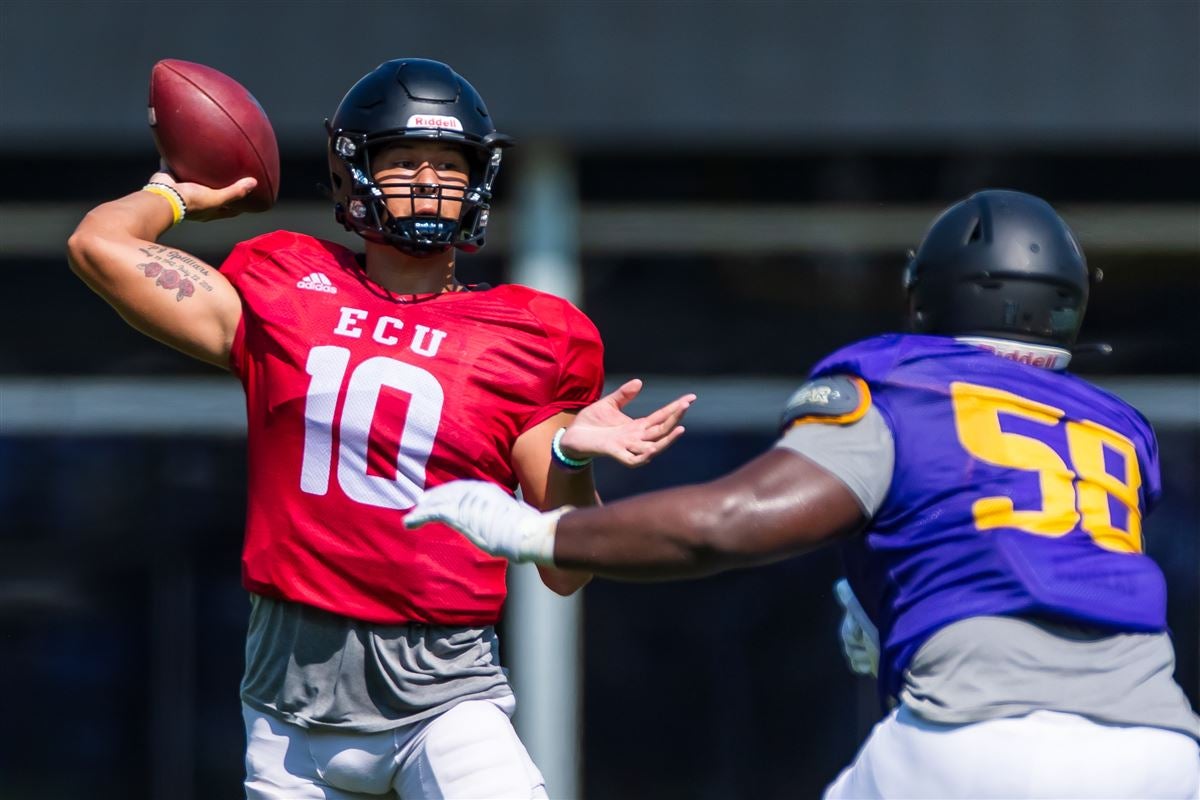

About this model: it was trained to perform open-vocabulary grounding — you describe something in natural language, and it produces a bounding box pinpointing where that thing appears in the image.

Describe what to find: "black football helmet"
[327,59,514,256]
[904,189,1094,348]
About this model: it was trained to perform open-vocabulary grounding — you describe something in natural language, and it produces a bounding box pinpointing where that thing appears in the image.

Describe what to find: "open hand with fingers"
[559,379,696,467]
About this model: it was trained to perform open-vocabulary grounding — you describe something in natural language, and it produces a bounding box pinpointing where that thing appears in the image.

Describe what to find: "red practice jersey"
[221,231,604,625]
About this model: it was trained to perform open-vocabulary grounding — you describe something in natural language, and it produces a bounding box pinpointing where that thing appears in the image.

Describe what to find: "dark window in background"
[7,149,1197,205]
[573,148,1200,204]
[0,437,249,800]
[582,252,1200,376]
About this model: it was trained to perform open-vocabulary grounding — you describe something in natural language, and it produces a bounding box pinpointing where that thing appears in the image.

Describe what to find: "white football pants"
[243,696,548,800]
[825,705,1200,799]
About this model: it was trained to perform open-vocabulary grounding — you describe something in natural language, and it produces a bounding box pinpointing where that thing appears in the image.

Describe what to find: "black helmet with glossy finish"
[327,59,514,255]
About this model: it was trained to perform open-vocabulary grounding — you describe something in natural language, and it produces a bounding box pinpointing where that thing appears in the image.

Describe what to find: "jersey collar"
[955,336,1072,371]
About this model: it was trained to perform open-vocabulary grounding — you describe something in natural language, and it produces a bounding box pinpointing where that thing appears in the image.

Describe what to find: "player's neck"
[364,242,460,295]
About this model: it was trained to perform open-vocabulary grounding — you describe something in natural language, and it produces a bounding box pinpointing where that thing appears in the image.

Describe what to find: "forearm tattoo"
[133,244,216,301]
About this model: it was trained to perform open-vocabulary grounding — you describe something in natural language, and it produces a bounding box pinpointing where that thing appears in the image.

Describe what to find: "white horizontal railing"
[3,375,1197,436]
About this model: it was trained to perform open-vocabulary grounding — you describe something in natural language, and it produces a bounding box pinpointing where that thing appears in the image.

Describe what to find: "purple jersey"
[811,334,1167,701]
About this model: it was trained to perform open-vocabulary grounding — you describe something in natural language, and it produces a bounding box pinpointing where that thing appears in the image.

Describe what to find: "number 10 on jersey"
[301,345,444,509]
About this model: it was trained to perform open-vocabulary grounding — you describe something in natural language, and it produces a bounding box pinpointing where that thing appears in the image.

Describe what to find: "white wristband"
[551,427,593,471]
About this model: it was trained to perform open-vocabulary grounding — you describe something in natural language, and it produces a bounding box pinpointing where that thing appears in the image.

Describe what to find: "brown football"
[148,59,280,213]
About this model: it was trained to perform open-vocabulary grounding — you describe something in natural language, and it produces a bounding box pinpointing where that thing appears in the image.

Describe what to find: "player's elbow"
[66,229,88,273]
[537,565,591,596]
[67,205,122,272]
[66,225,101,280]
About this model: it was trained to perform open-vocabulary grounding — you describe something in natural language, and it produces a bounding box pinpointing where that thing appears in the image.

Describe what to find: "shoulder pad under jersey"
[779,374,871,431]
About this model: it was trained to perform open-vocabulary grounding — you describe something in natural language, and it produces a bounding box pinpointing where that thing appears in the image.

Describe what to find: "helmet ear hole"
[967,219,984,243]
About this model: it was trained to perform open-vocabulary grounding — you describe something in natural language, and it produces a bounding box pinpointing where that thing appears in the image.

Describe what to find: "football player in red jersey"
[67,59,693,799]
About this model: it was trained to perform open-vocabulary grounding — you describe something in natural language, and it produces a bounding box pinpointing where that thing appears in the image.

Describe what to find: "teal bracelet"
[551,427,593,471]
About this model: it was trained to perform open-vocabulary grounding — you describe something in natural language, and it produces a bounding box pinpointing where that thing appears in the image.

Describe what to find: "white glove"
[834,578,879,678]
[405,480,566,564]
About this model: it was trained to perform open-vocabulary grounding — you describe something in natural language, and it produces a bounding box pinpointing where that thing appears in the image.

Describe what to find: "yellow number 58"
[950,382,1143,554]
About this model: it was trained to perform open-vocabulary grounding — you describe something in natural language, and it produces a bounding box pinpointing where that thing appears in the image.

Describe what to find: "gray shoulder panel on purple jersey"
[775,403,895,516]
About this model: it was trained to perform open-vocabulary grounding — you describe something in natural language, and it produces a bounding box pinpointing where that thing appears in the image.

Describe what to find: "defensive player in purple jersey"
[407,190,1200,798]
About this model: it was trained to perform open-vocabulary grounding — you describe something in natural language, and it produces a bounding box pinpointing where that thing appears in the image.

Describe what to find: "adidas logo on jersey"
[297,273,337,294]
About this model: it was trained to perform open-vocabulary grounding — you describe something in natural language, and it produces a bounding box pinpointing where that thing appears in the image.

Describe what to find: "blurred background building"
[1,1,1197,798]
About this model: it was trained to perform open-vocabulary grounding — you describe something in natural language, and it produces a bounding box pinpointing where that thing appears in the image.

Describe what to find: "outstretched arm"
[552,449,864,579]
[66,172,258,369]
[408,448,865,581]
[512,380,696,593]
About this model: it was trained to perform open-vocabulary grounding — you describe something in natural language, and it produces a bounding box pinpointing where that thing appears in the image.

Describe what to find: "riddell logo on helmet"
[407,115,463,131]
[961,337,1071,370]
[1001,350,1057,368]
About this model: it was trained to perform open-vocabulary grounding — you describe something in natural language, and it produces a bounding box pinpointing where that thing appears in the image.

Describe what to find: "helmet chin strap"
[375,196,460,255]
[955,336,1072,371]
